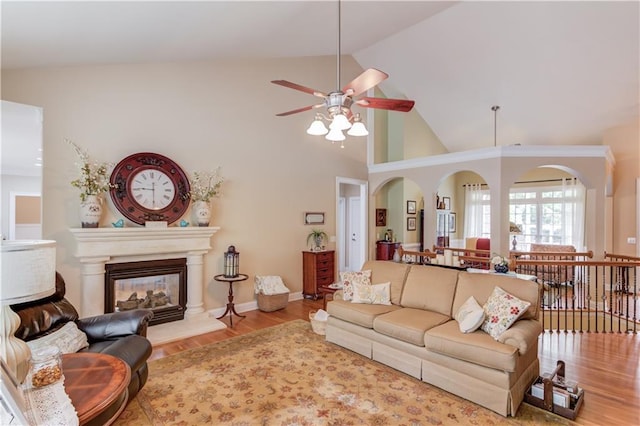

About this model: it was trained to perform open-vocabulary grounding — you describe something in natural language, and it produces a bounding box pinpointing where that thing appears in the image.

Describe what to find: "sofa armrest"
[497,319,542,355]
[77,309,154,342]
[333,290,344,301]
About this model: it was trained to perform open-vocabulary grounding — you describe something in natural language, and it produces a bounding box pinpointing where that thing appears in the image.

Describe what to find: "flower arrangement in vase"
[188,167,224,226]
[67,139,113,228]
[307,229,328,251]
[490,254,511,273]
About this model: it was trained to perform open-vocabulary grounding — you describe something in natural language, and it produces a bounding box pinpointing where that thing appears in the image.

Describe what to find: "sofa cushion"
[326,299,401,328]
[340,270,372,301]
[351,282,391,305]
[425,320,520,372]
[452,272,540,320]
[400,264,459,316]
[361,261,411,305]
[454,296,485,333]
[374,308,450,346]
[481,286,531,340]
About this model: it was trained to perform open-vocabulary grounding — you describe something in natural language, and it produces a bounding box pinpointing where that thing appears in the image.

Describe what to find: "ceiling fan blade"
[342,68,388,97]
[271,80,326,98]
[275,104,324,117]
[356,97,415,112]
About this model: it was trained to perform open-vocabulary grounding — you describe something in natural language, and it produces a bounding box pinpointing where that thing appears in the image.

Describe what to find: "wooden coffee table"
[62,353,131,425]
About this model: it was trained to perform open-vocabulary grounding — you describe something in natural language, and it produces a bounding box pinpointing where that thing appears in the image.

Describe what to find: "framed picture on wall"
[406,200,416,214]
[449,212,456,233]
[407,216,416,231]
[443,197,451,210]
[376,208,387,226]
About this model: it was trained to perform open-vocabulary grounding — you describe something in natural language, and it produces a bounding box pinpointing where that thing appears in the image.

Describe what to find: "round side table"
[214,273,249,327]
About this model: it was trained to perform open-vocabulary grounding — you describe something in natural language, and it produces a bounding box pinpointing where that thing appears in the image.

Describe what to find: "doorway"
[336,177,368,273]
[9,192,42,240]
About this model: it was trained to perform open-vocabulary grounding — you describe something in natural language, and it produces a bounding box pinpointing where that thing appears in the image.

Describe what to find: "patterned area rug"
[116,320,573,425]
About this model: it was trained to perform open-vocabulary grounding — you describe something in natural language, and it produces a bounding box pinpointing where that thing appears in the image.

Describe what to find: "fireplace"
[105,258,187,326]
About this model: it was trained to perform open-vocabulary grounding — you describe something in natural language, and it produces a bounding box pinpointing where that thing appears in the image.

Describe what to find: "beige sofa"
[325,260,542,417]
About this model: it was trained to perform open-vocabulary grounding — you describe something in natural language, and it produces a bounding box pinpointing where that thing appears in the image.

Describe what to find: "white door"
[338,197,346,270]
[348,196,361,270]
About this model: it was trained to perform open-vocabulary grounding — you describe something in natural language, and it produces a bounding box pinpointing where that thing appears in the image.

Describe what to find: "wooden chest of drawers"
[302,250,335,299]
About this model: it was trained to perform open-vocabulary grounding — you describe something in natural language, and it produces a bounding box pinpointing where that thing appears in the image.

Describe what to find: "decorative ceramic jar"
[79,195,102,228]
[193,200,211,227]
[494,264,509,274]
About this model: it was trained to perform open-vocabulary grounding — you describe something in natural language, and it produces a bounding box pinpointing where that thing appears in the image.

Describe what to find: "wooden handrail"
[396,246,436,259]
[604,252,640,262]
[510,250,594,258]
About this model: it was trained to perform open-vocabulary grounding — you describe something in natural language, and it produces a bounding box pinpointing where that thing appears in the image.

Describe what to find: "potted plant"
[67,139,113,228]
[188,167,224,226]
[307,229,328,251]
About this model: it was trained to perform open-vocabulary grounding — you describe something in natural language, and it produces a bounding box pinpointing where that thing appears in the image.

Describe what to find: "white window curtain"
[563,178,586,250]
[464,183,485,238]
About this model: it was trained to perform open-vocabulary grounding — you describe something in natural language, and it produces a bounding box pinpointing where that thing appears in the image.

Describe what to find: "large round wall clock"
[109,152,190,225]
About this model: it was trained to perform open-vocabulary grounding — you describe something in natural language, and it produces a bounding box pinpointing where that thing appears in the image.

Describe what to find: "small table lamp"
[509,222,522,251]
[1,240,56,383]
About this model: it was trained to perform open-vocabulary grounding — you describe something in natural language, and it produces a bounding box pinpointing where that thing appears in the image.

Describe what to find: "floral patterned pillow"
[351,282,391,305]
[340,270,372,301]
[481,286,531,340]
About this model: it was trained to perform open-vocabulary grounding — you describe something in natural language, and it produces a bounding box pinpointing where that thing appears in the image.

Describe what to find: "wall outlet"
[329,235,336,243]
[627,237,636,244]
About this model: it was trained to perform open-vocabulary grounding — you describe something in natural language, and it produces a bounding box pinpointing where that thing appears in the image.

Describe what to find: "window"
[464,179,585,251]
[509,179,585,250]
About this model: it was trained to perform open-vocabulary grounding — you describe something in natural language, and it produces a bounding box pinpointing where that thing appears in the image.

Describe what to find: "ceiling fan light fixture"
[306,115,329,135]
[329,113,351,130]
[326,127,345,142]
[347,114,368,136]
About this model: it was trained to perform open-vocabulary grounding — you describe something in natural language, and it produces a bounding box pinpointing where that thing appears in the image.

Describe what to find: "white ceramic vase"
[79,195,102,228]
[193,200,211,227]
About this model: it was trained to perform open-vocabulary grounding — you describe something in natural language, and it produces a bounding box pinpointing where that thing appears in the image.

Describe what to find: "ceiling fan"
[271,0,415,146]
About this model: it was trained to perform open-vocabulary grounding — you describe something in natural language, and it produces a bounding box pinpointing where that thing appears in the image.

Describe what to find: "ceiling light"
[329,113,352,131]
[326,127,345,142]
[306,115,329,135]
[347,113,369,136]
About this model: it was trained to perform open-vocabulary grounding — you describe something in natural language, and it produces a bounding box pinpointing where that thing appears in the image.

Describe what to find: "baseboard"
[208,291,304,318]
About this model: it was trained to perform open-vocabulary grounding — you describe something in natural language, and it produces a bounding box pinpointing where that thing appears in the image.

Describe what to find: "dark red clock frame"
[109,152,190,225]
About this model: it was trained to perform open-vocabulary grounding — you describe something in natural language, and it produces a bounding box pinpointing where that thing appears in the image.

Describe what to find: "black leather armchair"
[11,272,153,404]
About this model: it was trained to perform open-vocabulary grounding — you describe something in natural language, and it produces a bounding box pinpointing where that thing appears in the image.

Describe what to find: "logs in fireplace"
[105,258,187,326]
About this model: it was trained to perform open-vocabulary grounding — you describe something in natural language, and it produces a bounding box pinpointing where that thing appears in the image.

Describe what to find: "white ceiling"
[2,0,638,162]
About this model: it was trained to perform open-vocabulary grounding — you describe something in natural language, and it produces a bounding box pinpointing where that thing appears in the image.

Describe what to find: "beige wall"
[603,120,639,255]
[2,56,368,312]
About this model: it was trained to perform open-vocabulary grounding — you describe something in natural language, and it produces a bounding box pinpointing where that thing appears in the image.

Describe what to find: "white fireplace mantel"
[70,226,220,318]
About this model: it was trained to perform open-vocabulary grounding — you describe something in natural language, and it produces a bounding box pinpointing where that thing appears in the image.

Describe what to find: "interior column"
[185,250,207,317]
[79,256,110,317]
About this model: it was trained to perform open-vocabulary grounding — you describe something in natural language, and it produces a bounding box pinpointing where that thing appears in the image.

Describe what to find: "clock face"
[110,153,190,225]
[130,169,176,210]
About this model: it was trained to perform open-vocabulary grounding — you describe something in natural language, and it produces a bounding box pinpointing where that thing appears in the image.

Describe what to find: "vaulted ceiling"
[3,1,638,155]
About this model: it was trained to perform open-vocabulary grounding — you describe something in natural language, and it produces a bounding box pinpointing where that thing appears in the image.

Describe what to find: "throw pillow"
[26,322,89,354]
[481,286,531,340]
[454,296,485,333]
[340,270,372,301]
[351,282,391,305]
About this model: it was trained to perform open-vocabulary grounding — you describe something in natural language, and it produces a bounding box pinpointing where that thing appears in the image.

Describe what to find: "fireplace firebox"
[105,258,187,326]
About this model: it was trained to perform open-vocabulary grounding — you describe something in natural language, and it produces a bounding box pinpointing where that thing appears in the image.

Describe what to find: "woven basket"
[309,310,327,335]
[257,291,289,312]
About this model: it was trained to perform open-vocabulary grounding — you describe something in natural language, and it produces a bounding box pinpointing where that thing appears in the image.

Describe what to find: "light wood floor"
[149,299,639,425]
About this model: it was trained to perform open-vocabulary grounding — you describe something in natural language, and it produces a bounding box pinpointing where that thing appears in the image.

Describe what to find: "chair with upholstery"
[11,272,153,406]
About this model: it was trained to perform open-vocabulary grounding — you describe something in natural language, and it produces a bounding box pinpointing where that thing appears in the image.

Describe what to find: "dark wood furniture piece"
[214,273,249,327]
[62,352,131,426]
[376,241,401,260]
[317,285,339,310]
[302,250,335,299]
